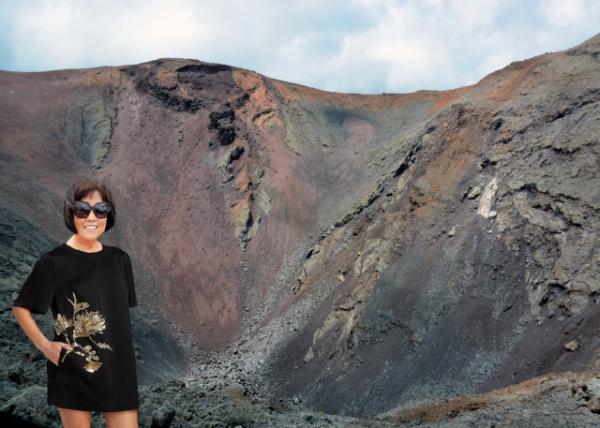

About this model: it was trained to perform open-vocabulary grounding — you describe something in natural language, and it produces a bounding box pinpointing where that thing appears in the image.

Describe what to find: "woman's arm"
[12,306,71,366]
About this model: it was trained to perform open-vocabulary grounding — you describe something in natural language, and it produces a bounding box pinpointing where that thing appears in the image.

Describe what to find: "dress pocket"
[57,347,67,367]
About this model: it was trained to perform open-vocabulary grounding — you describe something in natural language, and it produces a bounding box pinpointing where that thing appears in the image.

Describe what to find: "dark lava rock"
[209,109,236,145]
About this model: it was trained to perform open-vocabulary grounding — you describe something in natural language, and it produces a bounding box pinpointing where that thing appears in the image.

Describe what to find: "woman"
[12,176,139,428]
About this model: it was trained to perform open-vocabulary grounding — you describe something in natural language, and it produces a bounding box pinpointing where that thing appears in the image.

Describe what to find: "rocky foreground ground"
[2,368,600,427]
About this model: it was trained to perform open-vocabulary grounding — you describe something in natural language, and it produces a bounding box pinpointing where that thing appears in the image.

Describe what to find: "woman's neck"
[67,235,102,252]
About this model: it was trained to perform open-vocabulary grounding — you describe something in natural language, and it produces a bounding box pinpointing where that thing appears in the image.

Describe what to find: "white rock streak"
[477,177,498,218]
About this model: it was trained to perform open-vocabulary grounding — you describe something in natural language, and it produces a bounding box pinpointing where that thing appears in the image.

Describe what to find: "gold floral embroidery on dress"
[53,291,113,373]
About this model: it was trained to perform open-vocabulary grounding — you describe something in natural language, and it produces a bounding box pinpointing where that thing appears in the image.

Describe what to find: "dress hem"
[48,397,139,412]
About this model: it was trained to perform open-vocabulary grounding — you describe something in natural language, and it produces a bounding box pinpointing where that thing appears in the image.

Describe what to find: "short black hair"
[63,176,116,234]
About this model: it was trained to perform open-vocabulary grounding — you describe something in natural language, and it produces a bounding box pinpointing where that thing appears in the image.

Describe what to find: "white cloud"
[2,0,600,93]
[348,2,455,91]
[18,0,73,32]
[11,0,213,70]
[537,0,588,27]
[444,0,503,33]
[281,33,318,63]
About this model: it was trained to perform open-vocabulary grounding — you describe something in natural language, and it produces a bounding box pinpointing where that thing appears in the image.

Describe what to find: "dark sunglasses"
[71,201,112,219]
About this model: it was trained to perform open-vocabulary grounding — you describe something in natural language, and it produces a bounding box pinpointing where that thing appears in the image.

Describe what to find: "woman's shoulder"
[106,245,134,265]
[109,245,130,257]
[45,244,64,258]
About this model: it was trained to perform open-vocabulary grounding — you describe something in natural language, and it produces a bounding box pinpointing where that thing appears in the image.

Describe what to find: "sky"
[0,0,598,94]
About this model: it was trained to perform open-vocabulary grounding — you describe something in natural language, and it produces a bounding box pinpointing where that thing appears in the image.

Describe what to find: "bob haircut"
[63,176,116,234]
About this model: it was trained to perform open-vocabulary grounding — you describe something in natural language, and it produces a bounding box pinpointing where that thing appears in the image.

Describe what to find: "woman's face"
[73,190,107,240]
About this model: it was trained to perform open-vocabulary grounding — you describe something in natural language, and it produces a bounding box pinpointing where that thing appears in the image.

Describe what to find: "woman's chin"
[77,231,102,239]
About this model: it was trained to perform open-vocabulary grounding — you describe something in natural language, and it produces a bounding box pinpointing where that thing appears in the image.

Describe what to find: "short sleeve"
[122,252,138,308]
[13,253,56,315]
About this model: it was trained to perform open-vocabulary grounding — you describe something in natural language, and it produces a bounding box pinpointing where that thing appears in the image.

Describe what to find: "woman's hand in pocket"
[44,341,73,366]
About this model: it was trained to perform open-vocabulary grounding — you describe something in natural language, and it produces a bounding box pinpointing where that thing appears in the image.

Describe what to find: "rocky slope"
[1,33,599,426]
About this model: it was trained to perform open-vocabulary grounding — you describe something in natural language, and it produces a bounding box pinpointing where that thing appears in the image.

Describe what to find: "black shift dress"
[13,243,139,412]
